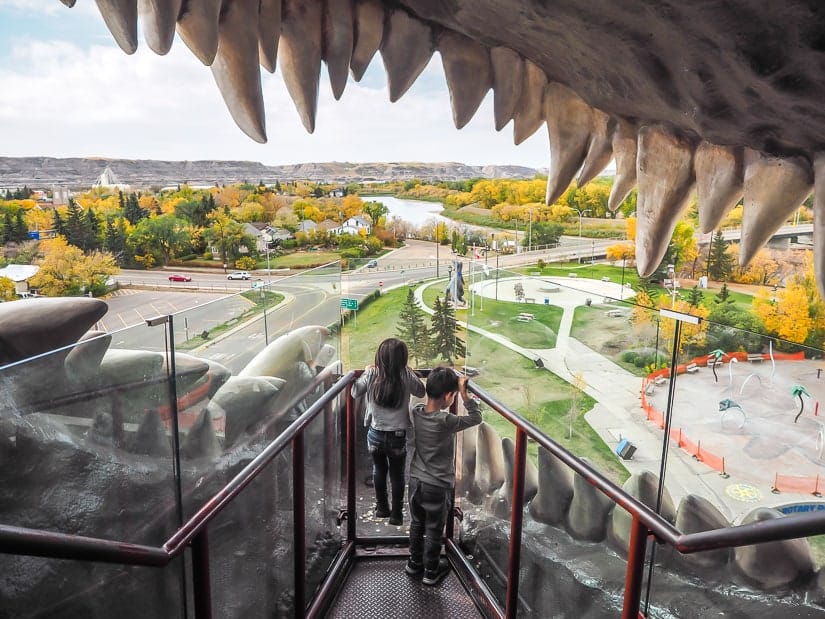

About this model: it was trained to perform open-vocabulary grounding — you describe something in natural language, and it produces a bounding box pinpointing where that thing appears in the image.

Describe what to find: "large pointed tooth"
[177,0,221,65]
[490,47,523,131]
[814,154,825,300]
[138,0,181,55]
[210,0,266,143]
[739,150,813,266]
[280,0,323,133]
[635,126,696,276]
[60,0,76,7]
[694,142,744,234]
[350,0,384,82]
[543,82,594,205]
[323,0,353,100]
[438,30,491,130]
[258,0,282,73]
[181,408,221,460]
[607,120,638,211]
[380,9,433,102]
[577,110,615,187]
[94,0,138,54]
[512,60,547,145]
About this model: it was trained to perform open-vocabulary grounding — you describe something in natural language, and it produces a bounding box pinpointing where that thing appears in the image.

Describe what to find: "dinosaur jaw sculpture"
[73,1,825,297]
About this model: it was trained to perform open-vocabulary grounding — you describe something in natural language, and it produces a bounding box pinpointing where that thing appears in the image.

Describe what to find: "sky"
[0,0,552,168]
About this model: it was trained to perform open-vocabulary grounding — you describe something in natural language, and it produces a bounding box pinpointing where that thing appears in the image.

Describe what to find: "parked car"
[227,271,251,280]
[168,274,192,282]
[366,259,378,268]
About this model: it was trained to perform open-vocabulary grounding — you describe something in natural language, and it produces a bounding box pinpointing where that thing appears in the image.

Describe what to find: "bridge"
[699,223,813,248]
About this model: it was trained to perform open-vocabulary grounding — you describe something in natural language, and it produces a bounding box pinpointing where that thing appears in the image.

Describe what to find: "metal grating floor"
[325,557,482,618]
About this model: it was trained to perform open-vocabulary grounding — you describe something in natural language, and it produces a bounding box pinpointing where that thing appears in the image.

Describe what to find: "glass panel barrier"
[0,310,183,616]
[170,264,342,521]
[205,451,295,617]
[303,389,345,605]
[644,315,825,617]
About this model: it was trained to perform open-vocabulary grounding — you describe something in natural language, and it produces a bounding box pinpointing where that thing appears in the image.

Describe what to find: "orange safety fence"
[773,473,823,495]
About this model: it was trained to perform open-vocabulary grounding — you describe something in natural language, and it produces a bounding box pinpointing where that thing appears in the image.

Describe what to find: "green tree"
[83,208,102,251]
[104,216,128,264]
[429,295,465,364]
[2,211,12,243]
[526,222,564,247]
[685,285,704,308]
[363,201,389,227]
[715,282,731,303]
[13,210,28,242]
[130,215,191,264]
[52,209,65,237]
[123,192,148,225]
[64,198,85,248]
[396,288,431,367]
[708,230,732,281]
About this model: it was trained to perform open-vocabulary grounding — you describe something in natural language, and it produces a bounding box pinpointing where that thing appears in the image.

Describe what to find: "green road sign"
[341,298,358,310]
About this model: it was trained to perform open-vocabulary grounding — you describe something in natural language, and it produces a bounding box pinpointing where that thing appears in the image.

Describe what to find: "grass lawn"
[421,281,564,349]
[571,304,652,376]
[266,251,341,269]
[177,289,285,350]
[342,285,629,483]
[517,262,640,290]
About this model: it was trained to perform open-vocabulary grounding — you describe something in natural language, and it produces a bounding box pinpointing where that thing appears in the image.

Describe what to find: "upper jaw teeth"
[74,1,825,299]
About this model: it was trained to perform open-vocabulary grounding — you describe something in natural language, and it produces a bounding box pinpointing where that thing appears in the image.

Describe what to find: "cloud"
[0,9,552,169]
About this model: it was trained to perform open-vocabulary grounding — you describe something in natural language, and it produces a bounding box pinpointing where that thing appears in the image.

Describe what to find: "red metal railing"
[4,369,825,618]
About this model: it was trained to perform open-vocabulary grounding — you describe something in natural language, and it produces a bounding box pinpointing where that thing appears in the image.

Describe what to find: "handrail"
[0,369,357,567]
[467,379,825,550]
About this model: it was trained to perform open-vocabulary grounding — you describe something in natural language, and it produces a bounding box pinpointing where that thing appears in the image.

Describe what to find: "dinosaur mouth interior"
[68,0,825,297]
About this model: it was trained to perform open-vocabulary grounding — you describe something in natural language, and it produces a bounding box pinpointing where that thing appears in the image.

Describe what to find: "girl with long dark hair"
[351,338,424,525]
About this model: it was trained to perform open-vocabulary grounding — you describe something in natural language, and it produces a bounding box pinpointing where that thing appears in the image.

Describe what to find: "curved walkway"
[413,278,810,524]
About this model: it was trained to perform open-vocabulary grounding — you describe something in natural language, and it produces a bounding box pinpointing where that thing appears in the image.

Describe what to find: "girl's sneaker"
[405,559,423,576]
[422,559,450,586]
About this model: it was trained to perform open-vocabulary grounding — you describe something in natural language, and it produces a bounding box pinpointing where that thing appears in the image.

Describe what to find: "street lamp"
[447,263,454,303]
[573,208,591,262]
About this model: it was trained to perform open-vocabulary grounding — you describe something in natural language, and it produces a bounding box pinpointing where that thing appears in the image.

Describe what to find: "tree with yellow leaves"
[0,276,15,301]
[30,236,118,297]
[754,283,813,345]
[606,242,635,264]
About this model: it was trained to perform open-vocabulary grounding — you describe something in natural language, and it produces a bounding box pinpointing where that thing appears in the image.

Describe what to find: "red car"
[168,274,192,282]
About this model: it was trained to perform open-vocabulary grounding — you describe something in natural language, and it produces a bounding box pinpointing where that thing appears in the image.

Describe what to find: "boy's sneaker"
[422,559,450,586]
[374,504,391,518]
[388,508,403,526]
[405,559,423,576]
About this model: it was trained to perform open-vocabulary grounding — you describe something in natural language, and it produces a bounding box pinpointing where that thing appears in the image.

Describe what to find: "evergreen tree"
[396,288,431,366]
[715,282,732,304]
[2,211,12,243]
[274,180,282,192]
[13,210,28,242]
[52,209,65,236]
[686,285,704,308]
[64,198,85,248]
[83,208,102,251]
[429,296,466,364]
[707,230,733,281]
[124,192,147,225]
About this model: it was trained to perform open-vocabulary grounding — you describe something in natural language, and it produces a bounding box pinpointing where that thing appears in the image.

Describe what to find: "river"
[367,195,449,226]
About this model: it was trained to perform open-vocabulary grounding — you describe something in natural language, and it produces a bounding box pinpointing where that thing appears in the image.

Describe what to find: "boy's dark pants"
[408,477,450,572]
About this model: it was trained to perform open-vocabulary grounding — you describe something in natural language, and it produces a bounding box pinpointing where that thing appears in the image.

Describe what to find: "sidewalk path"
[413,280,806,523]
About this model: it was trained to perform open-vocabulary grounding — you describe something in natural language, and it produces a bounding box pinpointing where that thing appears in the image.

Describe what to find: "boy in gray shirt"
[406,368,482,585]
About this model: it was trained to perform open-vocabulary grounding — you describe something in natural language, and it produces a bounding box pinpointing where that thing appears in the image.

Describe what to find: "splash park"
[643,350,825,495]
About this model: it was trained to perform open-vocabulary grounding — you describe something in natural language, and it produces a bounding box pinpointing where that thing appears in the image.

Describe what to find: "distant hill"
[0,157,541,189]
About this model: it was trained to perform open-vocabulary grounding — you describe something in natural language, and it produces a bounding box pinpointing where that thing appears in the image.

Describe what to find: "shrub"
[622,351,638,363]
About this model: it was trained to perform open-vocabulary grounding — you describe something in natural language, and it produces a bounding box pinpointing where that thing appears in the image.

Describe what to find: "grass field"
[265,251,341,269]
[343,285,629,483]
[421,281,564,349]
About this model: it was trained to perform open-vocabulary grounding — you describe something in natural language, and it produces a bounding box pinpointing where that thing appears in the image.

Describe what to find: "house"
[297,220,317,233]
[332,215,371,236]
[0,264,40,295]
[316,219,338,233]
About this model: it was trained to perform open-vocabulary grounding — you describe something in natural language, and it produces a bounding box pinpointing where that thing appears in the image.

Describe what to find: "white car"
[227,271,251,280]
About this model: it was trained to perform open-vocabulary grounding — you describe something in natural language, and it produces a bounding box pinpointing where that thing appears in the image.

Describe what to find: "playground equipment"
[719,398,746,430]
[792,384,812,423]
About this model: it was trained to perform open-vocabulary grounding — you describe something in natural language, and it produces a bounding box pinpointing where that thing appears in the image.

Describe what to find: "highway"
[105,238,616,373]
